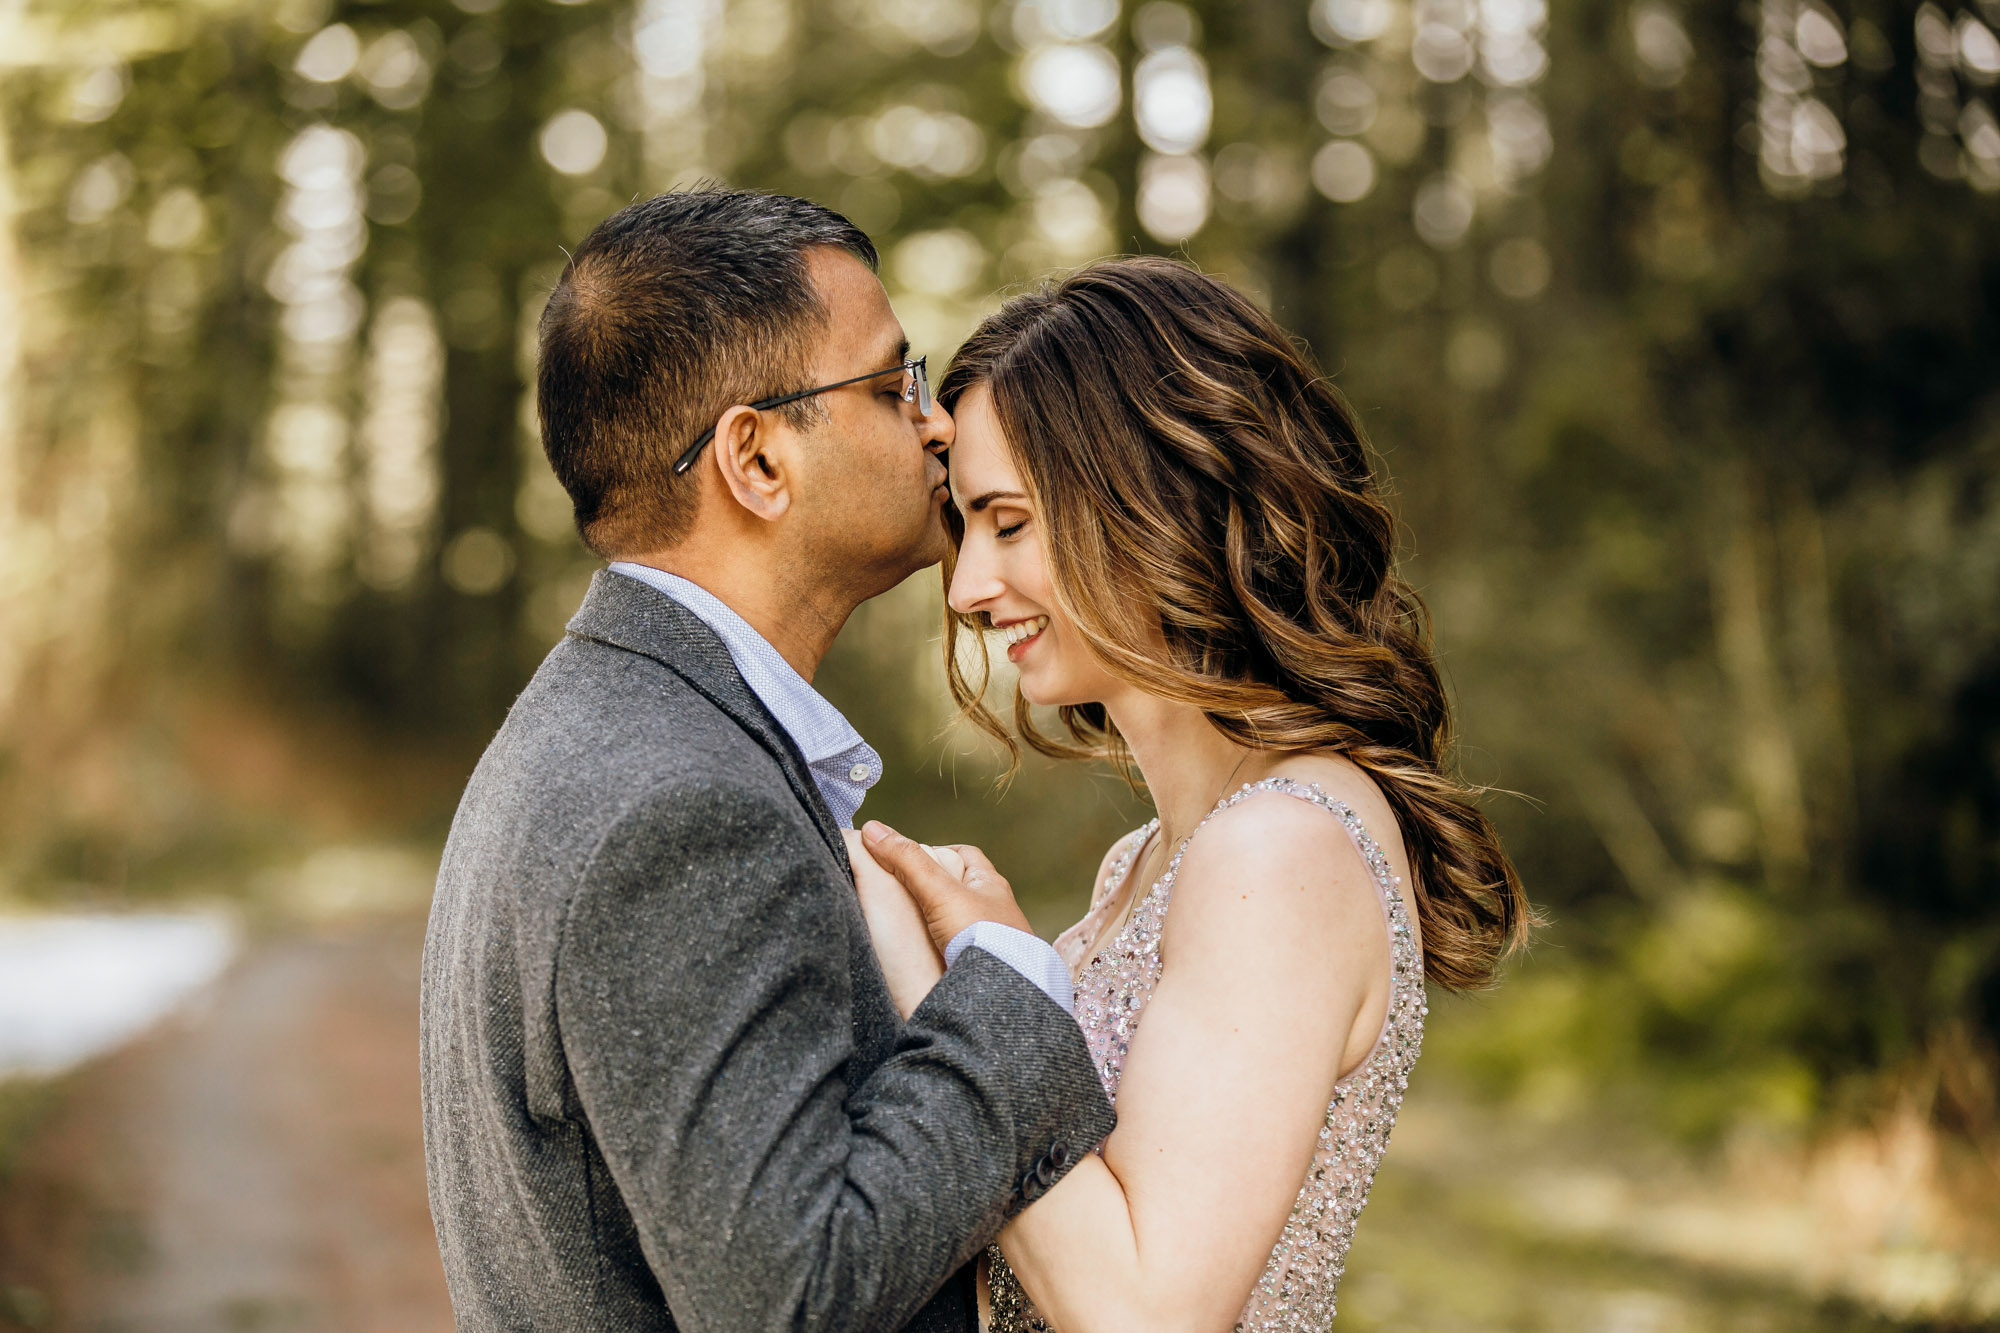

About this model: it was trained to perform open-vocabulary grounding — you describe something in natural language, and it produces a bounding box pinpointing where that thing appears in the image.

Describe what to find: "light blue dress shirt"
[609,561,880,828]
[605,563,1075,1016]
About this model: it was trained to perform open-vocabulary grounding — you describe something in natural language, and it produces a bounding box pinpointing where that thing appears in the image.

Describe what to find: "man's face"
[789,247,953,593]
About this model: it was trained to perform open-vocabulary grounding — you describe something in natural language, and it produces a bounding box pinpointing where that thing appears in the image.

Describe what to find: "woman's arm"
[844,828,946,1019]
[997,795,1394,1333]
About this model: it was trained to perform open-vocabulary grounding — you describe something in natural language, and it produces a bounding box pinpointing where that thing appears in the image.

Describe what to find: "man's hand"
[860,820,1033,952]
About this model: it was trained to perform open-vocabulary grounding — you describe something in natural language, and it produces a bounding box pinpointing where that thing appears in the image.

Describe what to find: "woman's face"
[946,386,1122,709]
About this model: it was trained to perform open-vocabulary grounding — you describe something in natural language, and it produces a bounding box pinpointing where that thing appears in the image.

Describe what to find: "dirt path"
[0,914,452,1333]
[2,906,1980,1333]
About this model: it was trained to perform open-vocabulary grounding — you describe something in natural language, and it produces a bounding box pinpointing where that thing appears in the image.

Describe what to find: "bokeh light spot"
[1413,173,1476,247]
[1133,2,1199,52]
[67,154,134,224]
[366,165,423,225]
[1446,320,1509,390]
[1961,16,2000,79]
[1137,152,1211,242]
[294,24,360,84]
[1312,0,1395,46]
[1318,68,1380,136]
[1017,0,1121,45]
[1795,5,1848,68]
[539,110,609,176]
[146,188,207,251]
[1032,177,1109,255]
[1021,43,1122,128]
[442,528,516,596]
[69,64,129,123]
[359,30,433,111]
[1135,46,1214,155]
[1312,140,1378,203]
[1414,24,1476,83]
[1631,2,1694,88]
[1490,235,1552,299]
[892,229,986,297]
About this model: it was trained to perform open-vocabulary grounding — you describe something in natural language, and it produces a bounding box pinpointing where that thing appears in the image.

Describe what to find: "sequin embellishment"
[985,778,1428,1333]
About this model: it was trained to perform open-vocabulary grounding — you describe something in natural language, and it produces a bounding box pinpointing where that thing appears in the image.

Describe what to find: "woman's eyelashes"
[994,515,1029,540]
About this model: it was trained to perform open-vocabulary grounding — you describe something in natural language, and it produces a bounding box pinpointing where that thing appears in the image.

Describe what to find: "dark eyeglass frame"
[672,355,931,476]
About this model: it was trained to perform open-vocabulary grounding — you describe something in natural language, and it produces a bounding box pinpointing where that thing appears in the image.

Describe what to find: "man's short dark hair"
[537,188,877,556]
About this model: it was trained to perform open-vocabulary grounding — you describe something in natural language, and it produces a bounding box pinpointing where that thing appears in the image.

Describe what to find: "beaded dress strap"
[1175,777,1416,967]
[1193,778,1420,1073]
[1095,821,1157,908]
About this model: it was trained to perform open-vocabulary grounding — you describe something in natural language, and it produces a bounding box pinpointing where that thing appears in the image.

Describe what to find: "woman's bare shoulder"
[1234,751,1421,961]
[1260,752,1409,871]
[1156,781,1391,1013]
[1157,752,1415,940]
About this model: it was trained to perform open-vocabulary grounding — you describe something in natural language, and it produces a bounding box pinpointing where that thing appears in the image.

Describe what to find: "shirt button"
[848,763,871,783]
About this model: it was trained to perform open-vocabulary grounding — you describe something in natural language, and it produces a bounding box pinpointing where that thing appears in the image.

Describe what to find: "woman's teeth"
[996,616,1048,647]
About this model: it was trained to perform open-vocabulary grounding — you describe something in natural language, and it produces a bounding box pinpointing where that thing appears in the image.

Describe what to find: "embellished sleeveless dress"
[985,778,1427,1333]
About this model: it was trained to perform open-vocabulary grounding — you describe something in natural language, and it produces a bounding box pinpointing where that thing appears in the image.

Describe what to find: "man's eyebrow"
[868,335,909,372]
[965,490,1026,513]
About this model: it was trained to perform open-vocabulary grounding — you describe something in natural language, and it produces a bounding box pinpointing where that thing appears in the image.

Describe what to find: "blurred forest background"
[2,0,1999,1327]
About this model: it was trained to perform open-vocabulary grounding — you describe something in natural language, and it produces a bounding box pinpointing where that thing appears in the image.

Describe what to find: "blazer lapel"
[565,569,852,872]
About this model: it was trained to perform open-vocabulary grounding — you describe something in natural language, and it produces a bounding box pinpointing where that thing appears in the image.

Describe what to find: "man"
[420,188,1113,1332]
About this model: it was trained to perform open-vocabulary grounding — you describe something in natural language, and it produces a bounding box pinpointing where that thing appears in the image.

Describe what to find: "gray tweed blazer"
[421,570,1115,1332]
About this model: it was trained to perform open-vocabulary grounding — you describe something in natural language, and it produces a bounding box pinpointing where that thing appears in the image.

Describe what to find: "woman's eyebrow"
[965,490,1027,513]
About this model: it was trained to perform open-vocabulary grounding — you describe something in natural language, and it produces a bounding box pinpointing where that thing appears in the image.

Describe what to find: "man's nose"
[919,401,955,454]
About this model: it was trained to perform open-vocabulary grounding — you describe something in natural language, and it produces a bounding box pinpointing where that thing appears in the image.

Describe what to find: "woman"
[853,256,1532,1333]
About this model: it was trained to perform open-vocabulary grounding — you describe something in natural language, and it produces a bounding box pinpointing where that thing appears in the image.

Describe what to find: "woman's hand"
[859,821,1034,951]
[844,829,947,1019]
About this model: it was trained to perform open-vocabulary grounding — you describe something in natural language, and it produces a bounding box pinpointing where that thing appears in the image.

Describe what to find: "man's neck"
[617,548,854,683]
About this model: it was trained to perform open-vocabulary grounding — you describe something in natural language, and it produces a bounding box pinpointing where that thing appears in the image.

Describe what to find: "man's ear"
[710,404,793,523]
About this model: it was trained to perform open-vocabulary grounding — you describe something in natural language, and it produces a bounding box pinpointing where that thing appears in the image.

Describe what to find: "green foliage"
[4,0,1998,1143]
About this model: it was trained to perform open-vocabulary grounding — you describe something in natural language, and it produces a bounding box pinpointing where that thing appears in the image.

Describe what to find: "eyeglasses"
[672,355,932,476]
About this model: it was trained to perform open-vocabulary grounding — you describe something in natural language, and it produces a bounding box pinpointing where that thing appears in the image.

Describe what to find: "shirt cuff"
[944,922,1075,1016]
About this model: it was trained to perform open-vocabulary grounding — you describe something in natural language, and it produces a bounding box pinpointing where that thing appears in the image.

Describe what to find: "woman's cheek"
[1019,640,1056,704]
[1038,634,1076,702]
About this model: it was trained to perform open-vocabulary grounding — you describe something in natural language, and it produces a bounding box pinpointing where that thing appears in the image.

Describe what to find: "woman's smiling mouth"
[995,615,1049,659]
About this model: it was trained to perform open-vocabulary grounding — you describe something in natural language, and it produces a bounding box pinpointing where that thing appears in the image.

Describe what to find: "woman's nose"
[948,542,1003,616]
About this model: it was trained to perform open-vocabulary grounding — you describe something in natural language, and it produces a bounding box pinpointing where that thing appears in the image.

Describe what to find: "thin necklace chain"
[1081,747,1262,980]
[1136,747,1259,896]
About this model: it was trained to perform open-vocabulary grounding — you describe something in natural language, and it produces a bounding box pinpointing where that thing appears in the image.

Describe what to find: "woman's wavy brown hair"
[938,256,1532,991]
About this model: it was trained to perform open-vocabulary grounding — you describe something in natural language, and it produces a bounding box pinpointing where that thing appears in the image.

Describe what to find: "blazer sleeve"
[553,779,1116,1333]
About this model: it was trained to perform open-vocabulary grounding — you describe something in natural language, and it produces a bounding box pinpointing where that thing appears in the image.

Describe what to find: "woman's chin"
[1016,672,1087,710]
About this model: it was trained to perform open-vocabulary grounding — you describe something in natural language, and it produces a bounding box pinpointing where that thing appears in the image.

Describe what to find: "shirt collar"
[604,563,874,770]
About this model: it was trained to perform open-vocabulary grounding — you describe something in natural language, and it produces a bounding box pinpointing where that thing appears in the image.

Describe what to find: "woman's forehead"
[947,388,1017,483]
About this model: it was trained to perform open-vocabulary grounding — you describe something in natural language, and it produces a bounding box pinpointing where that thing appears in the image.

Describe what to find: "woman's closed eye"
[996,519,1028,540]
